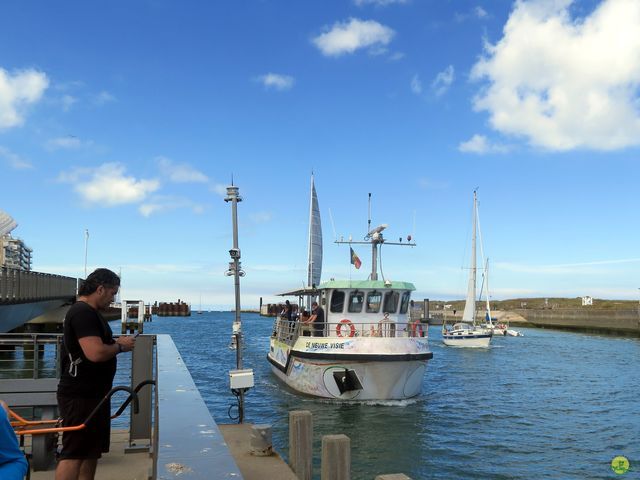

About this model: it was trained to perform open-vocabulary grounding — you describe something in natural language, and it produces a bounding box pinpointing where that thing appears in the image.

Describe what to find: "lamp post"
[224,184,252,423]
[83,229,89,277]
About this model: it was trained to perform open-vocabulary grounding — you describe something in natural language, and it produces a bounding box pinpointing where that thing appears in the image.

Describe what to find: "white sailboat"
[267,185,432,400]
[443,190,492,347]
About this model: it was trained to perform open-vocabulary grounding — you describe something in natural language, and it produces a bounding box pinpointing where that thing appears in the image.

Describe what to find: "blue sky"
[1,0,639,309]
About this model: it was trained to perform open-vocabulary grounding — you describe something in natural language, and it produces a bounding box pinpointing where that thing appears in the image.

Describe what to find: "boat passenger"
[0,400,28,480]
[297,310,310,335]
[309,301,325,337]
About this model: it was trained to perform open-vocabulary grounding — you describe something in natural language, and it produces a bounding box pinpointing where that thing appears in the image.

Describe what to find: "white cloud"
[139,195,206,217]
[59,162,160,206]
[256,73,295,91]
[46,136,83,151]
[410,74,422,94]
[312,18,395,57]
[431,65,455,96]
[156,156,209,183]
[0,68,49,129]
[93,91,116,106]
[389,52,405,61]
[60,94,77,112]
[458,134,509,154]
[471,0,640,151]
[475,6,488,19]
[211,184,228,197]
[354,0,408,5]
[496,258,640,275]
[0,146,32,169]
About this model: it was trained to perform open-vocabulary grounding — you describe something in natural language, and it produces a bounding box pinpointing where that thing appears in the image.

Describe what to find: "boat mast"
[462,190,477,324]
[335,193,414,280]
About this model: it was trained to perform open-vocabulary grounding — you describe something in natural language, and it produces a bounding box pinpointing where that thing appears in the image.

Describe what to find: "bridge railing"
[0,267,78,304]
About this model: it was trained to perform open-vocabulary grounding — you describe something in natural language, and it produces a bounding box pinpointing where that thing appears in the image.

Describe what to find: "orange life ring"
[410,321,425,337]
[336,319,356,337]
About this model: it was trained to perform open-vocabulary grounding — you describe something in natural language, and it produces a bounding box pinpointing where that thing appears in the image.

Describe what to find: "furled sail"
[307,175,323,288]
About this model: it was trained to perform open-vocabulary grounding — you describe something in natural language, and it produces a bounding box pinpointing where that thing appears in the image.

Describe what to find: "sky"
[1,0,639,309]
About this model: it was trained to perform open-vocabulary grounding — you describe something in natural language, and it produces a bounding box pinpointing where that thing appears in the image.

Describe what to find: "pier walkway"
[2,333,296,479]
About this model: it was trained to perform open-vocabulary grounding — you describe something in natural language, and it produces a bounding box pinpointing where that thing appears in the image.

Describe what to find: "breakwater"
[513,308,640,336]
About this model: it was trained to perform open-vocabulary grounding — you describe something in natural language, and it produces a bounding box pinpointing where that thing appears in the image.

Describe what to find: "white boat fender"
[336,319,356,337]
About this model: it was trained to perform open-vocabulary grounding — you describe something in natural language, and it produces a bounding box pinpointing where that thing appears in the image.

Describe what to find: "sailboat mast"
[462,191,477,323]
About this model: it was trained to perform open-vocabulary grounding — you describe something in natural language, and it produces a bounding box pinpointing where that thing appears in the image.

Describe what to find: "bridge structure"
[0,267,78,333]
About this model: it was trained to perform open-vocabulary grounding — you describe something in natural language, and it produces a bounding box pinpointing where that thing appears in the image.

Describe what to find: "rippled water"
[117,312,639,479]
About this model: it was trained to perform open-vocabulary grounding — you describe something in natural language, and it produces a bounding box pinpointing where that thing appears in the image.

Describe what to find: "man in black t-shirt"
[310,301,325,337]
[56,268,136,480]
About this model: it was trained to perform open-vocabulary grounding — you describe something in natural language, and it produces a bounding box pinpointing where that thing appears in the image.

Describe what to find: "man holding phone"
[56,268,136,480]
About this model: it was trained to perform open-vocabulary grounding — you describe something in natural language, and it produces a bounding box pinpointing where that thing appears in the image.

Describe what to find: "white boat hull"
[268,336,432,400]
[442,332,492,347]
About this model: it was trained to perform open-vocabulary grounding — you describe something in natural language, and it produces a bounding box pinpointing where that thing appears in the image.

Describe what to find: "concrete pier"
[219,424,298,480]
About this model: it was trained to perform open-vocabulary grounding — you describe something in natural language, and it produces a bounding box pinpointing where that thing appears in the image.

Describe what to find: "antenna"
[367,193,371,238]
[328,208,337,241]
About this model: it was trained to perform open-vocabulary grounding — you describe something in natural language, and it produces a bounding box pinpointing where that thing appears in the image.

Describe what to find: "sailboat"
[306,173,322,306]
[267,184,433,400]
[197,294,203,314]
[442,190,493,347]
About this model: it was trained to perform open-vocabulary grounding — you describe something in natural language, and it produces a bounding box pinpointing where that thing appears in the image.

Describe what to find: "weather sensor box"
[229,369,254,389]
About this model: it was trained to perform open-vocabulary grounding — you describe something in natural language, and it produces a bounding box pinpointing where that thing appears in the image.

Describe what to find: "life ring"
[336,319,356,337]
[410,321,425,337]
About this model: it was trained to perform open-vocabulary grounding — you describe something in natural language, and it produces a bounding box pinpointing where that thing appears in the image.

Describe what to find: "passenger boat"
[267,182,433,400]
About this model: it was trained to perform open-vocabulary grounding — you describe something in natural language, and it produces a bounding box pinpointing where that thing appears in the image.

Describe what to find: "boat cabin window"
[400,291,411,314]
[348,291,364,313]
[383,291,399,313]
[366,291,381,313]
[330,290,345,313]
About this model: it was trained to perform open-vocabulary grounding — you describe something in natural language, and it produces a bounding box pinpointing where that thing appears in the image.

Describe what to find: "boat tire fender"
[336,319,356,338]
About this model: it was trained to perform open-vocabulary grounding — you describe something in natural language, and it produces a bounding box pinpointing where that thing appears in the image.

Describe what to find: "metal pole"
[84,229,89,277]
[225,185,245,422]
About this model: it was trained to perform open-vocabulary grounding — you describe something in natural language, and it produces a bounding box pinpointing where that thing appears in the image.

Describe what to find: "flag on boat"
[350,247,362,269]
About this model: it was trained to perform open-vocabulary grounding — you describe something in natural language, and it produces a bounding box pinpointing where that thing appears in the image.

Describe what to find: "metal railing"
[0,333,62,379]
[0,267,78,304]
[272,318,429,344]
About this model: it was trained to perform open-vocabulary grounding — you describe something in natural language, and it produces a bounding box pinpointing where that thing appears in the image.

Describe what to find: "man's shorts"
[57,394,111,460]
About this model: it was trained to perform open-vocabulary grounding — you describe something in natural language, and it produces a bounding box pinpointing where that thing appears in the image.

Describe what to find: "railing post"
[289,410,313,480]
[321,434,350,480]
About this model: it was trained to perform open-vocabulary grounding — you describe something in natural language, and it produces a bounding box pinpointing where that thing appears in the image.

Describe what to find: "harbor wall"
[513,308,640,336]
[428,308,640,336]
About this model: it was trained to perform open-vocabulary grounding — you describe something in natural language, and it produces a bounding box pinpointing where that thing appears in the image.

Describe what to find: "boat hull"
[442,333,492,347]
[268,337,432,400]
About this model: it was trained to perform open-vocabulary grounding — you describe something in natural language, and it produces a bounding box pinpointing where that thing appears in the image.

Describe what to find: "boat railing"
[272,318,428,343]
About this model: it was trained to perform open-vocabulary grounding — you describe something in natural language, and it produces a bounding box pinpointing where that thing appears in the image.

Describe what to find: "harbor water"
[119,312,639,479]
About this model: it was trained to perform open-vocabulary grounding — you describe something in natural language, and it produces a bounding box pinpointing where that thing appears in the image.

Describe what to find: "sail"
[307,175,323,288]
[461,191,477,323]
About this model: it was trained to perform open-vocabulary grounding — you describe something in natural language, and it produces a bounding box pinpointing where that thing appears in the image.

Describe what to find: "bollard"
[289,410,313,480]
[375,475,413,480]
[250,424,273,456]
[321,434,350,480]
